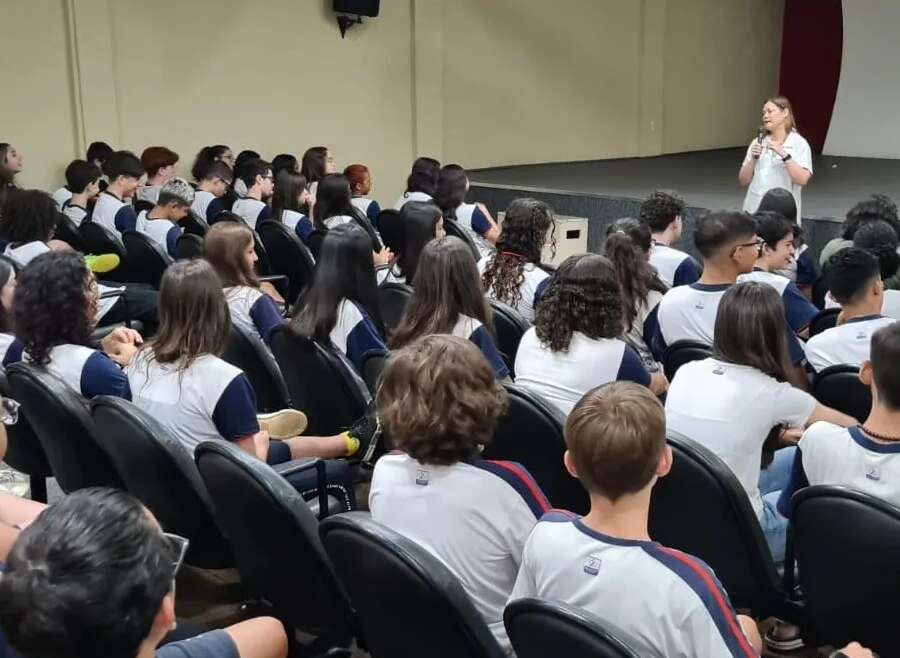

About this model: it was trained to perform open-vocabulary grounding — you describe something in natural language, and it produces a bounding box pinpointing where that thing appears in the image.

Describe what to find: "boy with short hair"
[192,161,232,222]
[135,146,179,206]
[510,382,762,657]
[138,177,195,258]
[641,190,700,287]
[60,159,103,226]
[92,150,145,235]
[231,158,274,229]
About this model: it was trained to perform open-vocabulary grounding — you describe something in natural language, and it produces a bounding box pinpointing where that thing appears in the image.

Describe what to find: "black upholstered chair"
[257,220,316,305]
[320,512,506,658]
[487,299,530,377]
[6,363,122,493]
[90,396,232,569]
[662,339,712,381]
[787,486,900,654]
[195,441,354,652]
[0,372,51,502]
[183,211,210,237]
[55,211,87,251]
[79,221,131,282]
[376,209,402,254]
[648,434,798,621]
[812,364,871,423]
[306,229,327,261]
[221,323,290,413]
[122,230,172,288]
[504,598,641,658]
[483,384,588,515]
[361,349,388,396]
[377,282,413,332]
[269,326,371,436]
[808,307,841,337]
[442,218,481,260]
[176,233,204,259]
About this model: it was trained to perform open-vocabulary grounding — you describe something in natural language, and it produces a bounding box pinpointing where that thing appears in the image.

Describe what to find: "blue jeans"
[758,446,796,563]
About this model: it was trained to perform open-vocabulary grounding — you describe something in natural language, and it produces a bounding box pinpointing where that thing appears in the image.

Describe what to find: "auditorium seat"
[662,339,712,381]
[361,348,388,396]
[122,230,172,288]
[176,233,204,259]
[54,211,87,252]
[442,217,481,260]
[79,221,132,282]
[487,299,530,377]
[183,211,210,237]
[221,323,291,413]
[377,282,413,332]
[376,208,403,253]
[808,307,841,337]
[812,364,871,423]
[256,219,315,305]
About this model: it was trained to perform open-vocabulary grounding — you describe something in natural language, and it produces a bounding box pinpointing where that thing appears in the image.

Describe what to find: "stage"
[469,148,900,261]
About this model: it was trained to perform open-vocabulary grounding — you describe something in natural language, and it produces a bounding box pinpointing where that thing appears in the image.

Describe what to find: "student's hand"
[834,642,875,658]
[649,371,669,397]
[260,281,285,304]
[101,327,143,366]
[373,247,394,267]
[47,239,73,252]
[780,427,804,444]
[749,142,764,160]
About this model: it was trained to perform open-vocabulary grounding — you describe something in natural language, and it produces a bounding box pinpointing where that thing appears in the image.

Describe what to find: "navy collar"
[849,425,900,453]
[572,519,658,548]
[845,314,885,325]
[689,282,732,292]
[102,190,123,202]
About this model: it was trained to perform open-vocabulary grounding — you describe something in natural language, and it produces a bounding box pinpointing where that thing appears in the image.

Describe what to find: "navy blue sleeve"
[114,206,138,232]
[782,281,818,332]
[471,205,492,236]
[2,339,24,368]
[81,351,132,400]
[672,256,701,287]
[642,304,661,348]
[469,325,510,379]
[533,277,551,310]
[650,317,669,362]
[156,629,240,658]
[777,447,809,517]
[795,251,817,286]
[205,197,224,222]
[616,344,652,386]
[295,216,314,242]
[785,322,806,365]
[345,315,388,373]
[367,200,381,225]
[249,294,283,344]
[257,205,273,223]
[211,374,260,441]
[165,226,181,258]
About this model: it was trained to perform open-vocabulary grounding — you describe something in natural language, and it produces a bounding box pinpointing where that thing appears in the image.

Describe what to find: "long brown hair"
[271,169,308,220]
[390,236,492,348]
[604,218,667,331]
[766,95,797,133]
[203,222,260,288]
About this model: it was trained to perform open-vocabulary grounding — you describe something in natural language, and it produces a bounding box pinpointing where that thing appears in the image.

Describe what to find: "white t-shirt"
[138,217,181,258]
[370,452,549,652]
[805,315,896,372]
[393,190,432,210]
[737,269,818,333]
[625,289,664,367]
[514,327,651,416]
[231,197,272,229]
[451,314,510,379]
[742,131,813,222]
[665,357,817,519]
[649,244,701,288]
[61,200,88,226]
[92,191,139,235]
[477,256,550,323]
[511,511,759,658]
[454,203,494,258]
[52,186,73,210]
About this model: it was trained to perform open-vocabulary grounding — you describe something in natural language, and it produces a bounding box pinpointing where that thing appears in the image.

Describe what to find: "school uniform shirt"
[134,184,161,206]
[737,269,818,333]
[804,315,896,372]
[191,190,226,222]
[826,289,900,321]
[0,333,23,368]
[231,197,272,229]
[649,244,701,287]
[775,244,817,287]
[477,256,551,323]
[281,209,313,242]
[351,197,382,225]
[625,289,664,368]
[452,314,509,379]
[7,343,131,400]
[138,217,182,258]
[511,511,758,658]
[61,198,89,226]
[329,299,387,373]
[393,190,433,210]
[4,241,51,269]
[778,423,900,516]
[92,190,139,235]
[52,186,72,210]
[665,357,817,520]
[514,327,651,416]
[323,214,355,230]
[126,350,259,454]
[156,629,239,658]
[453,203,494,257]
[225,286,283,345]
[370,452,550,652]
[741,131,813,221]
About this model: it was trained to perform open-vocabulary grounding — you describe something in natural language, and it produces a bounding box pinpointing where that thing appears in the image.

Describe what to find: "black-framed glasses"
[731,238,764,257]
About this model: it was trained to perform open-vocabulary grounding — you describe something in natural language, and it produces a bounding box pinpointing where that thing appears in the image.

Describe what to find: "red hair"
[343,164,371,196]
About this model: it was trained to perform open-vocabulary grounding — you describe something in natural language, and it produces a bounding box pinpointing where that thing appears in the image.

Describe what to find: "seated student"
[135,146,178,206]
[0,189,74,266]
[383,201,445,285]
[738,211,818,338]
[223,150,260,211]
[231,158,274,229]
[849,220,900,319]
[313,174,389,265]
[0,143,23,207]
[479,197,553,322]
[390,236,509,379]
[371,334,549,651]
[300,146,335,204]
[289,223,387,373]
[272,153,299,177]
[190,144,235,183]
[515,254,666,415]
[806,248,896,372]
[191,161,232,223]
[640,190,701,287]
[665,282,855,561]
[511,381,763,657]
[136,177,194,258]
[92,150,145,235]
[604,217,668,370]
[393,156,440,210]
[0,260,18,365]
[271,170,312,241]
[344,163,381,226]
[0,487,288,658]
[60,159,102,226]
[86,140,114,172]
[756,187,817,294]
[820,194,900,268]
[435,164,499,257]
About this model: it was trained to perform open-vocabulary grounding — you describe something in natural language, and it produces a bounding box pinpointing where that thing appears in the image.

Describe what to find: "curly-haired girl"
[479,198,554,322]
[514,254,667,415]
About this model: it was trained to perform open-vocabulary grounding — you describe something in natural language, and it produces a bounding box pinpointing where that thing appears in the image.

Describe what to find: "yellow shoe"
[84,253,120,274]
[258,409,308,440]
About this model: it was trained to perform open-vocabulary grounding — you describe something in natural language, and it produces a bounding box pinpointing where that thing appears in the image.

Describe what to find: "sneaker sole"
[764,637,805,652]
[258,410,308,440]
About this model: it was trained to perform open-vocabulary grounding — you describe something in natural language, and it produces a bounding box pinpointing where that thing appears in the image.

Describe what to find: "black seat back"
[257,220,316,305]
[269,326,370,435]
[307,229,327,260]
[377,209,403,253]
[361,349,388,396]
[812,364,871,423]
[90,396,232,569]
[484,384,588,514]
[504,598,640,658]
[79,221,130,282]
[790,486,900,654]
[176,233,204,259]
[648,434,783,616]
[377,283,413,332]
[662,339,712,381]
[320,513,506,658]
[221,323,290,413]
[183,211,210,237]
[55,211,86,251]
[809,307,840,336]
[442,218,481,260]
[195,441,352,636]
[487,299,530,377]
[811,275,829,310]
[122,230,172,288]
[6,363,122,493]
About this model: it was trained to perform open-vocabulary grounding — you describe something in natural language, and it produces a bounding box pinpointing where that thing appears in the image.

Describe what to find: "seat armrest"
[272,457,331,518]
[259,274,289,299]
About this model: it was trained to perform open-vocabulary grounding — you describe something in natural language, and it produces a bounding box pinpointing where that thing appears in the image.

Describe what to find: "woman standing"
[738,96,812,221]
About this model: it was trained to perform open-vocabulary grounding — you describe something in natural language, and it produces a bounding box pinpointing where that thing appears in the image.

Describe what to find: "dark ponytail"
[604,218,667,331]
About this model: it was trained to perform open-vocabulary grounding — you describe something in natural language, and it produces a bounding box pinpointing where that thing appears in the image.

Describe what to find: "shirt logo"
[694,301,705,310]
[856,331,867,341]
[865,464,881,482]
[415,469,430,486]
[712,364,725,375]
[583,556,602,576]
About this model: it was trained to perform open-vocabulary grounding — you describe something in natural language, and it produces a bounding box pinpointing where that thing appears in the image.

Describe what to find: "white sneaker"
[258,409,308,440]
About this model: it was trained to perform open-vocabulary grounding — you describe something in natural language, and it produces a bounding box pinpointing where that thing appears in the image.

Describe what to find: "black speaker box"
[334,0,379,17]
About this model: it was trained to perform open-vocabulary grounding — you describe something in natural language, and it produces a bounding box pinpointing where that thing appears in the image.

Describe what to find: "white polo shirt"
[649,244,701,287]
[805,315,896,372]
[453,203,494,257]
[451,314,509,379]
[231,197,272,229]
[477,256,550,323]
[393,190,432,210]
[329,299,387,374]
[7,343,131,400]
[138,218,181,258]
[351,197,381,224]
[665,357,817,519]
[741,131,813,222]
[52,186,72,210]
[92,191,139,235]
[225,286,283,346]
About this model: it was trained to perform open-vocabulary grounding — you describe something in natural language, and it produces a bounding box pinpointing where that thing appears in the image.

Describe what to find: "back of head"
[272,169,307,217]
[343,163,370,194]
[300,146,329,184]
[565,382,665,500]
[870,322,900,411]
[754,210,794,249]
[157,176,195,208]
[204,221,258,288]
[377,334,507,466]
[237,158,272,189]
[234,150,260,170]
[843,194,900,240]
[639,190,685,233]
[65,159,102,194]
[313,174,353,225]
[434,164,468,216]
[757,187,797,223]
[86,141,114,167]
[853,219,900,281]
[534,253,623,352]
[104,150,144,181]
[271,153,299,177]
[693,209,757,261]
[140,146,179,179]
[406,156,440,196]
[824,247,881,306]
[0,188,58,244]
[191,145,232,182]
[397,201,442,281]
[713,282,790,381]
[0,488,173,658]
[604,218,665,330]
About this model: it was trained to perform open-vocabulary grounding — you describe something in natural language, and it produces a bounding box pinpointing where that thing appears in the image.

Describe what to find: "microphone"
[753,126,765,159]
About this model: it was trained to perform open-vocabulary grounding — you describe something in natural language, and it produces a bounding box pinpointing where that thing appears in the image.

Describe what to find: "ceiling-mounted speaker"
[334,0,379,18]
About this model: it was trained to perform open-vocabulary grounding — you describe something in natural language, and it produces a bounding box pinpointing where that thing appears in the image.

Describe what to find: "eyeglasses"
[731,238,765,258]
[163,532,190,580]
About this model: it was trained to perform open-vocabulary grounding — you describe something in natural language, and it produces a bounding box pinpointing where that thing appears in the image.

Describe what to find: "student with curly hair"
[515,254,667,415]
[842,220,900,319]
[479,198,554,322]
[640,190,700,287]
[371,334,549,652]
[0,189,72,267]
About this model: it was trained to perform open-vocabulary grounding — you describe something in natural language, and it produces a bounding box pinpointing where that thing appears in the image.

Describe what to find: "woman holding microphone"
[739,96,813,221]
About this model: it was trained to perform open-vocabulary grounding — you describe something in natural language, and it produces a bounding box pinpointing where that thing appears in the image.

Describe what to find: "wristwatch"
[782,153,792,163]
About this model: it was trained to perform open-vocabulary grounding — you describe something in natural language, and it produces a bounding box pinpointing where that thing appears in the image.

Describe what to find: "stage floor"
[470,147,900,221]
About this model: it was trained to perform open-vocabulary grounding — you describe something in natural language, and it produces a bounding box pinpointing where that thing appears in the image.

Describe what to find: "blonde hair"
[766,95,797,133]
